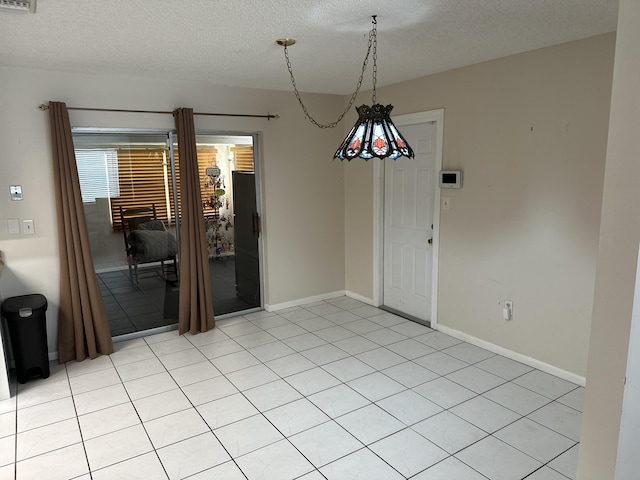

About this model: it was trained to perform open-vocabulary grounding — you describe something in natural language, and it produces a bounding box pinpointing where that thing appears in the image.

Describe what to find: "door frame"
[372,109,444,328]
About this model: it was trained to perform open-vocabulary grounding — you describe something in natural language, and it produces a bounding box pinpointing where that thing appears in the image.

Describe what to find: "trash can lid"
[1,294,47,315]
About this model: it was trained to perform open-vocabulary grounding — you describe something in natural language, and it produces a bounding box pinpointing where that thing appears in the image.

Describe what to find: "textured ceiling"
[0,0,619,95]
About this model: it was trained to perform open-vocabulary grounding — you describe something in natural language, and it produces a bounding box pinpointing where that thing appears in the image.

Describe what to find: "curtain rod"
[38,104,279,120]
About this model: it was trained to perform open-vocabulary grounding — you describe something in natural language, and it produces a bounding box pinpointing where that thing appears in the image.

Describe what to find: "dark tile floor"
[98,256,256,337]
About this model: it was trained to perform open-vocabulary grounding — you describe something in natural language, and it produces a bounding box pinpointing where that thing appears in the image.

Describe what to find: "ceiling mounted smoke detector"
[0,0,36,13]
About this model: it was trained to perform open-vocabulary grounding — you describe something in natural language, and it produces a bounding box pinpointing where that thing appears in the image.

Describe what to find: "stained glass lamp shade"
[334,104,415,160]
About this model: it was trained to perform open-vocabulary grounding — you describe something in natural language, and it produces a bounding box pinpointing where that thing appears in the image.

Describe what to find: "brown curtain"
[48,101,114,362]
[174,108,215,334]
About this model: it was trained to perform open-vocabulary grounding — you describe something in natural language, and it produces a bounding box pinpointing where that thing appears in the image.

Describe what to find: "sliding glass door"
[73,129,262,338]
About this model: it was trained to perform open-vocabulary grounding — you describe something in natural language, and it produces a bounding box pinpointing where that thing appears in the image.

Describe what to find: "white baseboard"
[265,290,346,312]
[345,291,375,306]
[436,324,586,387]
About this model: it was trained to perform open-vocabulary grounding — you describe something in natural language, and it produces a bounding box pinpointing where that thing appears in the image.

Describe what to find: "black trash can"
[1,294,50,384]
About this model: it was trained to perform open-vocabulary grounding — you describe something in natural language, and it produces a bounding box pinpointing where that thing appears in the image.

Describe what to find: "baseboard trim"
[436,324,586,387]
[344,291,375,306]
[265,290,347,312]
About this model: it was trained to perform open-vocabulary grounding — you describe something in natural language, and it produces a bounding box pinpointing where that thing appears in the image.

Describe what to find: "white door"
[383,122,437,322]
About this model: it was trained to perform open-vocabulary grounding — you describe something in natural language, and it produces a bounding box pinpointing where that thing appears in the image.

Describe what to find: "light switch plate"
[22,219,35,235]
[8,219,20,235]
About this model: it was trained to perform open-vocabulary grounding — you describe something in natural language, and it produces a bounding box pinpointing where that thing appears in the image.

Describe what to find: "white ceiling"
[0,0,619,95]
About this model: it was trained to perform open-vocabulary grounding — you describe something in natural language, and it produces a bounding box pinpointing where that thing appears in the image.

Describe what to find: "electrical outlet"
[503,300,513,321]
[22,219,35,235]
[504,300,513,310]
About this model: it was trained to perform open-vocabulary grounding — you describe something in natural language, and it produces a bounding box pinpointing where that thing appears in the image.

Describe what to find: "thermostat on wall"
[439,170,462,189]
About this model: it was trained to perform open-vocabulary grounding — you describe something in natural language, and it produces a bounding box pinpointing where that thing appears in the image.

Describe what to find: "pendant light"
[277,16,414,161]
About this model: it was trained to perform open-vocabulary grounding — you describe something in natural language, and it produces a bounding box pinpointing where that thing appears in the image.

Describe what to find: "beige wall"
[0,67,345,355]
[345,34,615,377]
[578,0,640,477]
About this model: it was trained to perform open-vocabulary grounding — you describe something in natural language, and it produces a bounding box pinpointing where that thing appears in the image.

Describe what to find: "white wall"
[577,1,640,477]
[344,34,615,378]
[0,67,346,356]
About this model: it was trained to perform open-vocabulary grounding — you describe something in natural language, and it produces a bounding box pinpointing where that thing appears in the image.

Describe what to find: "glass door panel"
[195,135,261,315]
[74,131,181,337]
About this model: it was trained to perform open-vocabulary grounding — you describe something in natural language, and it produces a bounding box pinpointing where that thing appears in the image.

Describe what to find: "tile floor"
[0,297,583,480]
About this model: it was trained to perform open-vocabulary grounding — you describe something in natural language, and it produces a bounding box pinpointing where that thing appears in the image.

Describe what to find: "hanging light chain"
[371,15,378,104]
[282,17,377,129]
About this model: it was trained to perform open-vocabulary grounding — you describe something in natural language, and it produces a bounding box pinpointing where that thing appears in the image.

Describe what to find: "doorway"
[73,129,263,338]
[374,110,444,327]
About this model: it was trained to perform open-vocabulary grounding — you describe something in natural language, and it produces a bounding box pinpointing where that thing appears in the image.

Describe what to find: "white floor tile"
[356,348,406,371]
[385,338,437,360]
[219,321,262,338]
[243,310,277,321]
[234,331,279,349]
[414,351,469,376]
[197,339,245,359]
[73,383,130,416]
[342,318,384,335]
[289,421,363,467]
[182,375,238,406]
[450,396,521,433]
[158,348,207,371]
[456,436,542,480]
[17,396,76,432]
[300,344,350,366]
[414,331,463,351]
[494,417,576,463]
[513,371,577,400]
[297,471,326,480]
[144,408,209,449]
[0,464,13,480]
[370,428,448,477]
[157,432,230,480]
[115,357,166,382]
[123,372,178,401]
[265,353,317,377]
[526,465,572,480]
[412,410,487,454]
[314,325,357,343]
[248,341,296,362]
[285,367,341,396]
[236,439,315,480]
[557,387,585,412]
[84,424,153,471]
[305,303,344,316]
[144,331,180,345]
[362,328,408,346]
[264,398,330,436]
[483,382,551,416]
[308,384,371,418]
[197,393,259,429]
[322,357,375,382]
[388,320,432,336]
[69,367,121,395]
[413,377,477,409]
[227,364,280,390]
[266,323,311,340]
[16,443,88,480]
[349,306,384,319]
[133,388,192,422]
[248,315,288,331]
[474,354,534,380]
[110,345,156,367]
[347,372,406,402]
[215,414,284,457]
[280,309,320,322]
[16,378,72,409]
[327,297,367,310]
[296,317,338,332]
[184,327,230,347]
[0,411,15,439]
[243,379,302,411]
[210,350,261,374]
[446,365,507,394]
[323,311,361,326]
[382,361,439,388]
[187,460,246,480]
[282,333,327,352]
[443,342,496,364]
[548,444,579,479]
[167,361,221,387]
[412,456,488,480]
[320,447,404,480]
[528,402,582,441]
[16,417,81,461]
[66,355,114,378]
[0,436,14,467]
[91,452,168,480]
[148,337,195,357]
[335,404,404,445]
[79,402,140,440]
[376,390,442,425]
